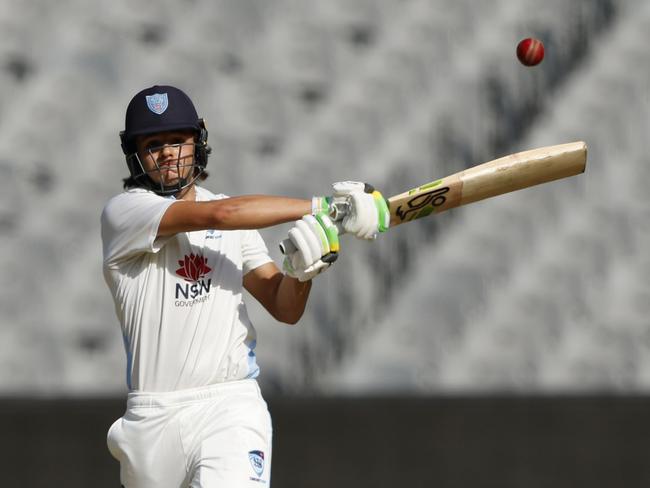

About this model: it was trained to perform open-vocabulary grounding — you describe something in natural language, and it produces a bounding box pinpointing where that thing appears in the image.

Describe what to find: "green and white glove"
[280,213,340,282]
[312,181,390,240]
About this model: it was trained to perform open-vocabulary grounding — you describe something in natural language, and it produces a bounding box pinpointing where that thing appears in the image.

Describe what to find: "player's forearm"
[271,275,312,325]
[210,195,311,230]
[159,195,311,236]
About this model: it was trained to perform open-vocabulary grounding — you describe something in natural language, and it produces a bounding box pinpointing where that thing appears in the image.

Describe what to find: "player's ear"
[199,120,211,151]
[196,119,211,167]
[120,130,129,155]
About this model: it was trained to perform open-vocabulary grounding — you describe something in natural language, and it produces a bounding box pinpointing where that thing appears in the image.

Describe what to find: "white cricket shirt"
[101,186,273,392]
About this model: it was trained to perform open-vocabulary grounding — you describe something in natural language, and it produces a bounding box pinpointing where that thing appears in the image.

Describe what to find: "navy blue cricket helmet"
[120,85,211,195]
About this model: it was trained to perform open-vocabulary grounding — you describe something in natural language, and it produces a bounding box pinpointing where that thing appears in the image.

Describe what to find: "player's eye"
[144,139,163,150]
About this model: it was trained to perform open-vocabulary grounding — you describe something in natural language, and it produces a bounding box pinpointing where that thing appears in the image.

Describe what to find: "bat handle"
[328,201,348,221]
[279,238,297,255]
[329,183,373,221]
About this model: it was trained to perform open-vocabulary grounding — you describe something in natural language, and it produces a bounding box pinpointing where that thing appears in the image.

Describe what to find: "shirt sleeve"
[241,229,273,275]
[101,190,176,267]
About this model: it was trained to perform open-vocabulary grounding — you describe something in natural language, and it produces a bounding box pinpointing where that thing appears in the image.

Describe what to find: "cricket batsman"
[101,85,389,487]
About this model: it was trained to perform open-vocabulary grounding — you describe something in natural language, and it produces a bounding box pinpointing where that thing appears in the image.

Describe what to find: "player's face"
[136,131,196,185]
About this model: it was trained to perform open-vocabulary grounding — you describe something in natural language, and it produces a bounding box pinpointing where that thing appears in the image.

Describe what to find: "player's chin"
[150,166,193,185]
[161,176,183,187]
[158,168,182,181]
[163,171,195,186]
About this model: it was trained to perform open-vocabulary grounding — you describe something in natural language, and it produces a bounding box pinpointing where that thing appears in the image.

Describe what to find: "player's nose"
[159,143,178,157]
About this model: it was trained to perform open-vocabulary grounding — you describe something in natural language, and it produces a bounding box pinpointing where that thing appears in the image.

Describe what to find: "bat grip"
[329,183,372,220]
[279,238,297,255]
[330,201,350,221]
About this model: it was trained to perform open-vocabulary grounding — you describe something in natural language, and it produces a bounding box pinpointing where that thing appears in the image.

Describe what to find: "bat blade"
[388,141,587,227]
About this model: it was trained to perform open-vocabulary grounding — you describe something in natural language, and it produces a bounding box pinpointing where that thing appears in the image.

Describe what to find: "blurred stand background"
[1,0,650,486]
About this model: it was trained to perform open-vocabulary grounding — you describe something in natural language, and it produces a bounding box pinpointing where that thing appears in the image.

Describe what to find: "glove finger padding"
[320,181,390,239]
[283,214,340,282]
[343,191,379,240]
[302,259,331,276]
[313,181,373,224]
[332,181,366,196]
[283,248,322,282]
[289,218,322,264]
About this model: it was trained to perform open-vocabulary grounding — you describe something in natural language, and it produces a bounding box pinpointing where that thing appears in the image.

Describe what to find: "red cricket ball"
[516,37,544,66]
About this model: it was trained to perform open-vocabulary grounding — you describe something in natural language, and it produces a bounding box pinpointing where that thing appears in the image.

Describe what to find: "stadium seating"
[0,0,646,395]
[332,0,650,393]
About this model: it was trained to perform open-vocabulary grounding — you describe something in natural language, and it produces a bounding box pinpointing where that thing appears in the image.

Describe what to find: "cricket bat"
[387,141,587,227]
[280,141,586,256]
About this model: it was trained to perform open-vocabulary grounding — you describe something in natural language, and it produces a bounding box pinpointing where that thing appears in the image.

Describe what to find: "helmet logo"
[145,93,169,114]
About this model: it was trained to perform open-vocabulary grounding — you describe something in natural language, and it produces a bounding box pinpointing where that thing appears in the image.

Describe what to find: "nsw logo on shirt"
[175,253,212,305]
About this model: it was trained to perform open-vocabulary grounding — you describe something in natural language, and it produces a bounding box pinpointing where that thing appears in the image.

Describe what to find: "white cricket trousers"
[107,379,273,488]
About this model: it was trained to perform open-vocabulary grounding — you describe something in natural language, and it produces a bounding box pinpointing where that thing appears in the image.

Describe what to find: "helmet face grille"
[125,141,207,196]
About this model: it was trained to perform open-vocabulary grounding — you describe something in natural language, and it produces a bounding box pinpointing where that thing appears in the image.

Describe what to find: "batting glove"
[313,181,389,240]
[280,213,340,282]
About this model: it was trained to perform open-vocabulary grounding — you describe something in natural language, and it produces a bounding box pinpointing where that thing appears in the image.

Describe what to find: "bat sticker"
[395,186,450,221]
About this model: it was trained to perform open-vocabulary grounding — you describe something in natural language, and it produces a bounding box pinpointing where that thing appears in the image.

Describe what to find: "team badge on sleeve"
[145,93,169,114]
[248,450,265,477]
